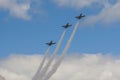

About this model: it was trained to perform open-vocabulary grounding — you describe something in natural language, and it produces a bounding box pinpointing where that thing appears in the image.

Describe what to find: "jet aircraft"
[75,13,85,19]
[62,23,72,29]
[46,40,56,46]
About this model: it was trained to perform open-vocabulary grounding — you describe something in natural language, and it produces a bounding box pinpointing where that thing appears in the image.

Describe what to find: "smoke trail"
[42,21,79,80]
[32,47,50,80]
[37,31,66,80]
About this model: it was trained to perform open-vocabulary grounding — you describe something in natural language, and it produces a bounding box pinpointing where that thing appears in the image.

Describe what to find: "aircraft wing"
[52,42,56,44]
[46,43,49,45]
[75,16,79,18]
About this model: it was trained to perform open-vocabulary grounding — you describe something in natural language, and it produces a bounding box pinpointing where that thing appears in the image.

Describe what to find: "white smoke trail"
[32,47,50,80]
[42,21,79,80]
[37,31,66,80]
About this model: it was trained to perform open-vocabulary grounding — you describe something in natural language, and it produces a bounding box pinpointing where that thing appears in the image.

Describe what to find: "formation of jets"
[46,40,56,46]
[46,13,85,46]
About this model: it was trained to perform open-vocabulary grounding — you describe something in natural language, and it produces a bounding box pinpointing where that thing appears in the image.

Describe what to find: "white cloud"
[0,54,120,80]
[0,0,31,20]
[82,1,120,25]
[0,0,43,20]
[53,0,100,8]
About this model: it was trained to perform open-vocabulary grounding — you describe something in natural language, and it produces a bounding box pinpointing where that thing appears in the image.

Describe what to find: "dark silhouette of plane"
[62,23,72,29]
[75,13,85,19]
[46,40,56,46]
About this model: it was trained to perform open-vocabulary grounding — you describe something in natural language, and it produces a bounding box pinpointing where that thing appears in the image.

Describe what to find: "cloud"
[0,0,31,20]
[0,54,43,80]
[0,53,120,80]
[53,0,105,9]
[54,0,120,24]
[53,0,101,8]
[82,1,120,25]
[0,0,42,20]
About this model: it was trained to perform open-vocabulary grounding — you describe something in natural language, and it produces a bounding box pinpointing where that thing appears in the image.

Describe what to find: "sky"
[0,0,120,80]
[0,0,120,57]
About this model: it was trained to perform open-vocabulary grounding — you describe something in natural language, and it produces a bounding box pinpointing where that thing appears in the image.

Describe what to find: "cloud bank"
[54,0,120,24]
[0,54,120,80]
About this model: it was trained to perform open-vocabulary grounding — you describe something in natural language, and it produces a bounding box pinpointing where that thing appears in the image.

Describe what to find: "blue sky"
[0,0,120,58]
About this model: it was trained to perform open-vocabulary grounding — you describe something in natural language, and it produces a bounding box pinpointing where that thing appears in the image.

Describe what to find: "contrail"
[37,30,66,80]
[42,21,79,80]
[32,47,50,80]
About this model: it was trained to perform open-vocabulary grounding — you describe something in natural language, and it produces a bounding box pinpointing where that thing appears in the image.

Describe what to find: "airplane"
[75,13,85,19]
[62,23,72,29]
[46,40,56,46]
